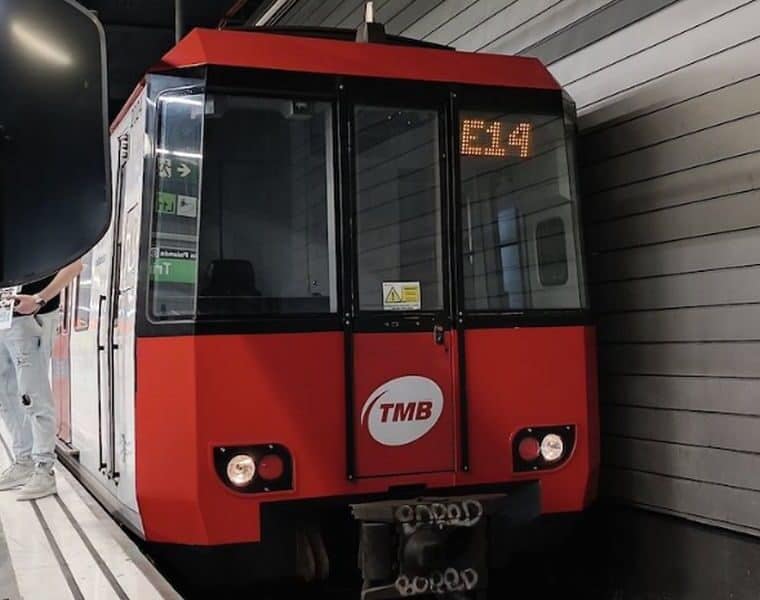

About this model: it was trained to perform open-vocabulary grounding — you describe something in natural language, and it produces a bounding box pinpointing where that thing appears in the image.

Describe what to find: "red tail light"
[517,437,540,462]
[258,454,285,481]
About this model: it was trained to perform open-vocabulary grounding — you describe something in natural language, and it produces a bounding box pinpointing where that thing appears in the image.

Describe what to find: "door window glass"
[354,106,443,312]
[74,253,92,331]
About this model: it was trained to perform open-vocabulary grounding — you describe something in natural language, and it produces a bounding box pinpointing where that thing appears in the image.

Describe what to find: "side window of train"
[58,287,69,334]
[148,90,205,321]
[74,253,93,331]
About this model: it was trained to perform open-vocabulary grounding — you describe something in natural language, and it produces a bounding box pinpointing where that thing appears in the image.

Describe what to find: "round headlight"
[226,454,256,487]
[540,434,564,462]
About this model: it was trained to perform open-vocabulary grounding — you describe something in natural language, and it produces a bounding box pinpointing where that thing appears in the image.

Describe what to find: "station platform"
[0,426,180,600]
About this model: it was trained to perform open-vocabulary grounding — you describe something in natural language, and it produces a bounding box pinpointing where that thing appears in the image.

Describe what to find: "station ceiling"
[77,0,271,119]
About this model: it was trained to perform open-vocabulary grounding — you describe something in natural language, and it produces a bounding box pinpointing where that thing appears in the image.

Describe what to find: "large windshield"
[458,110,587,311]
[147,89,587,324]
[148,93,336,321]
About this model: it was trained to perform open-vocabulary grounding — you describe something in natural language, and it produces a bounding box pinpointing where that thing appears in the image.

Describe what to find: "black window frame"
[451,85,592,329]
[342,79,454,334]
[135,68,591,338]
[146,84,205,325]
[138,69,344,337]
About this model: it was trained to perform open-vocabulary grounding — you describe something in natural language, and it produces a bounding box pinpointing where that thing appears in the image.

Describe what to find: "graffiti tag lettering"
[395,499,483,531]
[395,568,479,596]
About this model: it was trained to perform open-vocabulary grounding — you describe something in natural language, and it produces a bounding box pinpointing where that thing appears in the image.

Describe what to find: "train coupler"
[350,483,540,598]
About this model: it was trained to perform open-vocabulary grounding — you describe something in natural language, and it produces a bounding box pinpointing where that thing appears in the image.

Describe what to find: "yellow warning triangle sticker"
[385,286,402,303]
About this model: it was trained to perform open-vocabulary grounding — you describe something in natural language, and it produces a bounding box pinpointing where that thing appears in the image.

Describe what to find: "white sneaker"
[0,461,34,491]
[16,464,57,501]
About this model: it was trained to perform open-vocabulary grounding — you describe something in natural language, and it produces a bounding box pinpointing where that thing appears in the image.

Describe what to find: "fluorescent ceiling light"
[11,21,72,67]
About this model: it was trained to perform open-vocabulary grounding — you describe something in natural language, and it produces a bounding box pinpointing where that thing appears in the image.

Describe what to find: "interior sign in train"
[460,118,532,158]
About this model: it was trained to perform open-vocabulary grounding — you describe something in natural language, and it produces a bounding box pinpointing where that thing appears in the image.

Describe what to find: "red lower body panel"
[353,331,455,478]
[455,326,599,513]
[134,326,598,545]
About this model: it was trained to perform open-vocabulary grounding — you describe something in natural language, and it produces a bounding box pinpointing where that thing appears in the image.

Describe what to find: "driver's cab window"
[196,95,337,317]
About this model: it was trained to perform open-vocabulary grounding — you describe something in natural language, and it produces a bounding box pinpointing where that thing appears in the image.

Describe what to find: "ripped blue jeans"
[0,313,57,466]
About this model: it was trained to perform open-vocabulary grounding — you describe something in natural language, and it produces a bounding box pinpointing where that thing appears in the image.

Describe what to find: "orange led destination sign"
[460,119,532,158]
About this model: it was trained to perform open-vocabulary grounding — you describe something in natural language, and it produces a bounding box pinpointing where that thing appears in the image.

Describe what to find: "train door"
[97,132,130,483]
[348,100,455,478]
[52,286,72,443]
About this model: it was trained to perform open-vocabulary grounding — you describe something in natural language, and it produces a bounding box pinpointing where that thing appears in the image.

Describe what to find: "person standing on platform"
[0,259,82,500]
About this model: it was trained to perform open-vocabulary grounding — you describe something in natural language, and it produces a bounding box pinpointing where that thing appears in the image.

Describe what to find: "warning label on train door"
[382,282,421,311]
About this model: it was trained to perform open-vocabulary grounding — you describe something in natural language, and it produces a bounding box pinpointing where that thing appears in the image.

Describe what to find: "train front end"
[133,27,598,597]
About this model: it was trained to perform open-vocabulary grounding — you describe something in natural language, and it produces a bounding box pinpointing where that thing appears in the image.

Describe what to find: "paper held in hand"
[0,286,20,330]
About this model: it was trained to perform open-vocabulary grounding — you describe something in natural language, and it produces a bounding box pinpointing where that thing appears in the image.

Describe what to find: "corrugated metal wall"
[271,0,760,536]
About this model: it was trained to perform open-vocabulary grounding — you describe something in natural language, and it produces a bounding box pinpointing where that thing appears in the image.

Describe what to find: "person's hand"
[13,294,39,315]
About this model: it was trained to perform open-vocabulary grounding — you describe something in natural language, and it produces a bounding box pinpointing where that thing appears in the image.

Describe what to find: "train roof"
[155,27,560,91]
[112,27,561,132]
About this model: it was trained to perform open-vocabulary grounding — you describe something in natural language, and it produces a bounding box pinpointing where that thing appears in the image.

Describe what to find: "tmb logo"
[361,376,443,446]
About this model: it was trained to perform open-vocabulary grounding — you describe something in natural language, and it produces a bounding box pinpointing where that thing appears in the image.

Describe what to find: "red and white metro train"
[51,19,598,598]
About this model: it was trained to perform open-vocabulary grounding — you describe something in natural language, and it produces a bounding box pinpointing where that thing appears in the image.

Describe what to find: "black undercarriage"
[144,481,587,599]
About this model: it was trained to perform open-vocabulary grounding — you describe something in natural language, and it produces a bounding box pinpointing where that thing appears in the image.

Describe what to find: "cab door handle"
[433,324,445,345]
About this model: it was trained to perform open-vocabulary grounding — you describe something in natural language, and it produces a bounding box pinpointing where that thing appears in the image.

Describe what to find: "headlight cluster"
[214,444,292,493]
[512,426,575,472]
